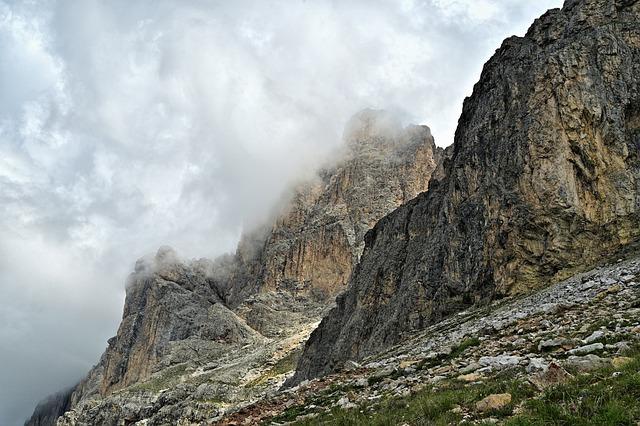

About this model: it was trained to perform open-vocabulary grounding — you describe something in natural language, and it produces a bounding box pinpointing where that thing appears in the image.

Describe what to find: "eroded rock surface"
[292,0,640,384]
[222,109,446,308]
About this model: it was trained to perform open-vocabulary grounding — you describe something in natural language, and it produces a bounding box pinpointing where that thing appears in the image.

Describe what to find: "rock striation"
[291,0,640,384]
[27,110,445,425]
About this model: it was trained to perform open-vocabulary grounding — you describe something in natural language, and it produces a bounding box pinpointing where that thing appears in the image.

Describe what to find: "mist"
[0,1,561,424]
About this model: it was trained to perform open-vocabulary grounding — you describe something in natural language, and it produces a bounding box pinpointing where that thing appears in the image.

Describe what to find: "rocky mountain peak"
[291,0,640,385]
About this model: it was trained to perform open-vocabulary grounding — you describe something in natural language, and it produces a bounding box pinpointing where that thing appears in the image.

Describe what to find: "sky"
[0,0,562,424]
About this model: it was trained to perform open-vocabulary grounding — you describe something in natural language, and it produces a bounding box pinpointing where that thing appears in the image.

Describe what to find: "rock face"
[24,388,73,426]
[291,0,640,384]
[223,109,446,307]
[99,247,261,395]
[27,110,445,425]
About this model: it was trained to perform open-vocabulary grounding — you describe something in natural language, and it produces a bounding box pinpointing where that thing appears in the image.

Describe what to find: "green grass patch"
[285,346,640,425]
[247,349,302,388]
[289,376,534,425]
[128,363,188,393]
[507,351,640,426]
[449,337,481,359]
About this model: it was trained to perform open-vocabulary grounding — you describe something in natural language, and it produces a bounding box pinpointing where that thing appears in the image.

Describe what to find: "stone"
[354,378,368,388]
[526,358,548,374]
[538,337,578,352]
[336,397,356,409]
[459,362,482,374]
[584,330,606,344]
[399,360,419,369]
[457,373,483,383]
[529,363,573,390]
[568,343,604,356]
[478,355,521,370]
[429,376,446,384]
[563,355,611,373]
[612,357,633,369]
[475,394,512,413]
[343,361,361,371]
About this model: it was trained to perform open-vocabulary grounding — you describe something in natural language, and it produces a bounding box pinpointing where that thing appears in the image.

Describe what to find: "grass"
[282,346,640,426]
[289,374,534,425]
[507,353,640,425]
[128,363,188,393]
[449,337,481,359]
[417,337,481,371]
[246,349,301,388]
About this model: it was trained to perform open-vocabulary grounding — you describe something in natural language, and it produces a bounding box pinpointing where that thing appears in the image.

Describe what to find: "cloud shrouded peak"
[0,0,562,424]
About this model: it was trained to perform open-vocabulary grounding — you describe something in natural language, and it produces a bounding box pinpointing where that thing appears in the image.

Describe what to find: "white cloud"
[0,0,562,423]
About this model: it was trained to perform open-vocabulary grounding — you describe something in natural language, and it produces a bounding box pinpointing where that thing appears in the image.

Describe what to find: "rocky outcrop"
[24,388,73,426]
[27,110,445,425]
[222,109,446,307]
[291,0,640,384]
[98,247,262,395]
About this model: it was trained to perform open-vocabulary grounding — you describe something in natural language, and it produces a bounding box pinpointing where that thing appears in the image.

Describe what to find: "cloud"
[0,0,562,423]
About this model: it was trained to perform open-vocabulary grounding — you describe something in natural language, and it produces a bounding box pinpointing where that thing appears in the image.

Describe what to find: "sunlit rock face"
[221,109,447,308]
[26,109,446,425]
[292,0,640,384]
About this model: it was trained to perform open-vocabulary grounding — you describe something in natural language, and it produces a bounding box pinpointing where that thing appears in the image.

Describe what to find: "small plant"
[449,337,481,359]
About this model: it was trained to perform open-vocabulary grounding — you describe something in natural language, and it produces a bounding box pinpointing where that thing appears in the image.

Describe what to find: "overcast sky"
[0,0,562,424]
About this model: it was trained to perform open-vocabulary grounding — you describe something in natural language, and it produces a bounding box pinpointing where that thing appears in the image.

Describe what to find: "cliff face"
[223,110,445,307]
[27,110,445,425]
[24,389,73,426]
[292,0,640,383]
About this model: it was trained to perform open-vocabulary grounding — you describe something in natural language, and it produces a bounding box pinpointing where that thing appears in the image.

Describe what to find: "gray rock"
[478,355,521,370]
[526,358,549,374]
[563,355,611,373]
[459,362,482,374]
[568,343,604,356]
[538,338,569,352]
[584,330,606,344]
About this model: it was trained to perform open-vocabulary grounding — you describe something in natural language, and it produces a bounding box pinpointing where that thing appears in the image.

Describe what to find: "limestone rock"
[563,354,612,372]
[567,343,604,356]
[529,363,573,390]
[223,109,446,308]
[476,394,512,413]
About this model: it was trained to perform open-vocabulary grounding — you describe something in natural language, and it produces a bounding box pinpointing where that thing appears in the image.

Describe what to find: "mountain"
[28,0,640,423]
[27,110,446,425]
[291,0,640,384]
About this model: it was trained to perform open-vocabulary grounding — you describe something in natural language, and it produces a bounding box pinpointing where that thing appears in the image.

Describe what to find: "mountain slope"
[292,0,640,384]
[223,249,640,424]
